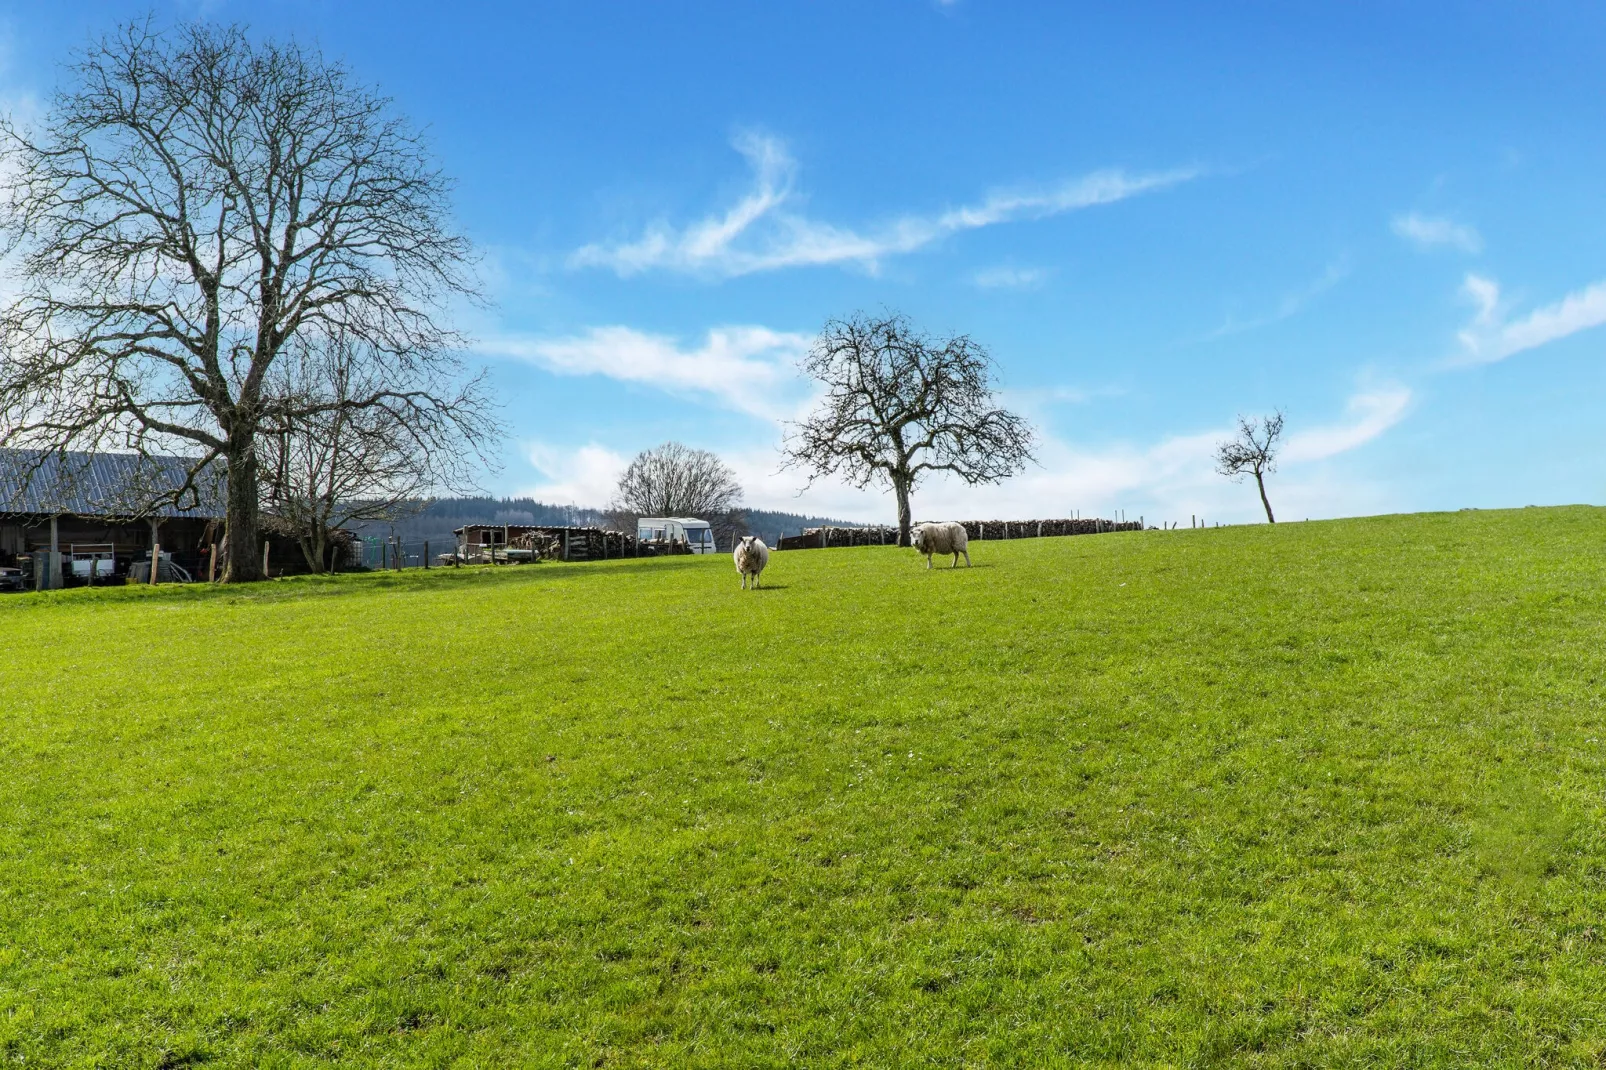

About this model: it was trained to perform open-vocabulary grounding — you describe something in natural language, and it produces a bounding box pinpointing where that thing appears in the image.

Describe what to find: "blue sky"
[6,1,1606,524]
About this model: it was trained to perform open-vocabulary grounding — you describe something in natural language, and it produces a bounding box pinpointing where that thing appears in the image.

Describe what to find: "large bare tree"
[0,22,477,580]
[259,332,497,572]
[1215,410,1284,523]
[783,311,1034,547]
[612,441,742,524]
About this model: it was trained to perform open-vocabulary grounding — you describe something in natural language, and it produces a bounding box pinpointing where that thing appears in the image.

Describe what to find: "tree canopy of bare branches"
[259,331,497,572]
[782,311,1034,546]
[1215,410,1284,523]
[612,442,743,531]
[0,21,481,580]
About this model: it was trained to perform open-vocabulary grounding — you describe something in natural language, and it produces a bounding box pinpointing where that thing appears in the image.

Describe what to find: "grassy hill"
[3,507,1605,1066]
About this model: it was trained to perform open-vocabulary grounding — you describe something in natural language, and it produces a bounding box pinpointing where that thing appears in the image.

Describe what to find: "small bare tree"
[783,311,1034,547]
[612,442,742,527]
[259,333,498,572]
[1215,411,1284,523]
[0,22,477,581]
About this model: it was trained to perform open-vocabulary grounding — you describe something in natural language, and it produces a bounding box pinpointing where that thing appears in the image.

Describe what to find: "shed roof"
[0,448,225,519]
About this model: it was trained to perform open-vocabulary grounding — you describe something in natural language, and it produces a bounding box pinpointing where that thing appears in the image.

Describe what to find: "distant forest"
[346,497,867,548]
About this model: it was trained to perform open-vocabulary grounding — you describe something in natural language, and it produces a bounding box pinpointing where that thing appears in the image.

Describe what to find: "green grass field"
[4,507,1606,1067]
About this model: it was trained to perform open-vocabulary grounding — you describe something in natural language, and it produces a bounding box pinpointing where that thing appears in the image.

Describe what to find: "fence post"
[262,540,270,577]
[424,540,430,569]
[150,542,161,585]
[208,543,217,583]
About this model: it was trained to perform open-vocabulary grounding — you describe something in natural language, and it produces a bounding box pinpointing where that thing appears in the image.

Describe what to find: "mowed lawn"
[4,509,1606,1067]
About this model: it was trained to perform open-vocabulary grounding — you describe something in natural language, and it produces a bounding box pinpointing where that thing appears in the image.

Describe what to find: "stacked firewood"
[957,518,1143,540]
[777,526,901,551]
[506,526,646,561]
[778,517,1143,551]
[509,529,564,559]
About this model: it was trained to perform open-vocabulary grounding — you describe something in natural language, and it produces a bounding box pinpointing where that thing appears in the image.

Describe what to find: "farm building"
[0,449,226,587]
[0,448,353,588]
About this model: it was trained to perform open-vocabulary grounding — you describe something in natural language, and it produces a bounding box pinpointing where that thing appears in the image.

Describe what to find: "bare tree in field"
[612,441,742,526]
[783,311,1034,547]
[1216,410,1284,523]
[0,22,479,581]
[259,332,498,572]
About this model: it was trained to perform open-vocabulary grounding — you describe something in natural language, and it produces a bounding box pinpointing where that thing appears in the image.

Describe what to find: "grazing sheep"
[734,535,770,589]
[912,521,971,569]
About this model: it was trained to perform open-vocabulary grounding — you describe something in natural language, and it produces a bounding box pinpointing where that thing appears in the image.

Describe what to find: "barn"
[0,448,225,588]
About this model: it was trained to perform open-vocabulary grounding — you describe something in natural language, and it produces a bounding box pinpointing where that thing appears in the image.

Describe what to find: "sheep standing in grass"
[734,535,770,589]
[912,521,971,569]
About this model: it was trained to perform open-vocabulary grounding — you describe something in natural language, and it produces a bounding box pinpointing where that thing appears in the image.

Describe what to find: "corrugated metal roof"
[0,448,225,519]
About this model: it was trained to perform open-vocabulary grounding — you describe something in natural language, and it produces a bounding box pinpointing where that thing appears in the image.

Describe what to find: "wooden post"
[262,540,270,577]
[208,543,217,582]
[424,540,430,569]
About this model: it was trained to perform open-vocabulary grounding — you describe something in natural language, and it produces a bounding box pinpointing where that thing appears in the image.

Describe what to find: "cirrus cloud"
[1392,212,1483,254]
[571,132,1201,279]
[1453,273,1606,366]
[478,324,813,421]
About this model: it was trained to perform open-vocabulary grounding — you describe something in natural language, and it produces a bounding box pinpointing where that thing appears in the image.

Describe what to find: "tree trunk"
[223,440,265,582]
[1255,469,1276,524]
[894,476,913,547]
[297,526,327,574]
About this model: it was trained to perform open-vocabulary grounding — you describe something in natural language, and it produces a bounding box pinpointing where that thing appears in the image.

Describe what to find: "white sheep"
[733,535,770,589]
[912,521,971,569]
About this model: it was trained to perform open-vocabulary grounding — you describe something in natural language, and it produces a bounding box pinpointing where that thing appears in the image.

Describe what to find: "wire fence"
[356,537,443,570]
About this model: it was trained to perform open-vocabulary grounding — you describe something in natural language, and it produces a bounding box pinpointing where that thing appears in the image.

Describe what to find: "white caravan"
[636,517,718,554]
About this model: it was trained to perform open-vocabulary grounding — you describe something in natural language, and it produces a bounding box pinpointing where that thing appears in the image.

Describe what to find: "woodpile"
[502,526,647,561]
[957,517,1144,540]
[778,517,1143,551]
[777,526,901,551]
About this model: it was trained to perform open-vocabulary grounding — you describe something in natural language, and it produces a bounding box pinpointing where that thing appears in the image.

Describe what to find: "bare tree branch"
[611,442,742,533]
[257,330,498,571]
[0,20,482,580]
[1215,410,1284,523]
[781,310,1034,546]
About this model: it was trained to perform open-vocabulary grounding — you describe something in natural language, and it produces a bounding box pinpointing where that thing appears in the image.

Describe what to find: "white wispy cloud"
[972,265,1049,289]
[1453,273,1606,366]
[477,324,814,421]
[520,442,632,507]
[1206,258,1350,339]
[1392,212,1483,254]
[571,132,1200,278]
[1281,385,1412,462]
